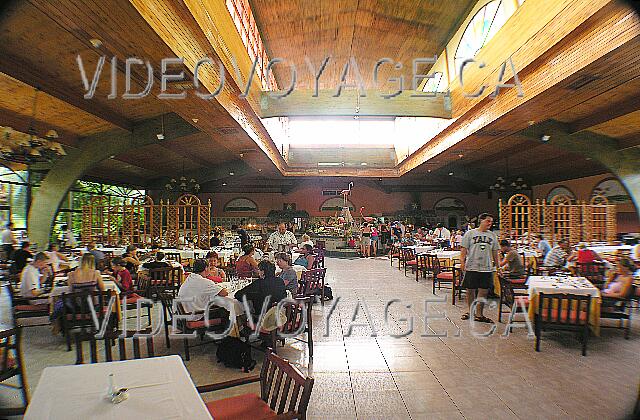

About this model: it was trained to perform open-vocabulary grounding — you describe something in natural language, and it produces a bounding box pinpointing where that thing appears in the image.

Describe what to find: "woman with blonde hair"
[67,253,105,291]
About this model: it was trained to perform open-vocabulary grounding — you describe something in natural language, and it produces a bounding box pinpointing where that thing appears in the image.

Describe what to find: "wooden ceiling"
[250,0,476,90]
[0,0,637,196]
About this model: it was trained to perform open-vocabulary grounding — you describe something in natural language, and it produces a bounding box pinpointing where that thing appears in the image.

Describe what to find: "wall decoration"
[223,197,258,212]
[321,197,354,212]
[546,186,575,203]
[591,178,631,204]
[434,197,467,212]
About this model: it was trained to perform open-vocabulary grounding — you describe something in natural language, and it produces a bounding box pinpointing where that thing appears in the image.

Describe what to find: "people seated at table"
[110,257,141,301]
[276,252,298,294]
[122,245,141,275]
[67,253,105,292]
[86,241,105,269]
[299,233,313,248]
[536,234,552,258]
[602,257,635,299]
[235,244,260,278]
[400,232,415,246]
[235,260,286,321]
[178,259,229,320]
[141,251,171,270]
[20,252,50,298]
[266,222,297,251]
[11,241,33,274]
[209,230,222,247]
[499,239,526,278]
[205,251,227,283]
[543,239,575,268]
[576,243,603,264]
[46,242,68,273]
[294,244,315,269]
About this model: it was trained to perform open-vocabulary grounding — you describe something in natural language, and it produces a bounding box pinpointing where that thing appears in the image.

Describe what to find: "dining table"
[527,275,602,334]
[24,355,212,420]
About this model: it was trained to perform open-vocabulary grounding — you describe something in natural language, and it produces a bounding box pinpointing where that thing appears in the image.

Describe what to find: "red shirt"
[577,249,598,264]
[115,269,134,294]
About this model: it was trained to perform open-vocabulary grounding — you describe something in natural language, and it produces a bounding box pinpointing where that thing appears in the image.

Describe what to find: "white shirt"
[299,240,314,248]
[20,264,41,298]
[1,228,15,245]
[435,227,451,240]
[177,272,223,319]
[267,230,297,250]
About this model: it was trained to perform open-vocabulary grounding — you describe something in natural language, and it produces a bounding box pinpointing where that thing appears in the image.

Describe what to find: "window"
[0,167,28,230]
[225,0,277,91]
[422,72,444,93]
[454,0,509,78]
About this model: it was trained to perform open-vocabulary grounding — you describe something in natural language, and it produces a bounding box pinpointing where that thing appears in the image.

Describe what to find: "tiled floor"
[2,256,639,419]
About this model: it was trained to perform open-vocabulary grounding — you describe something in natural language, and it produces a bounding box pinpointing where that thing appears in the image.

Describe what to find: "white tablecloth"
[527,276,600,298]
[50,278,118,297]
[587,245,634,254]
[24,355,212,420]
[410,245,435,254]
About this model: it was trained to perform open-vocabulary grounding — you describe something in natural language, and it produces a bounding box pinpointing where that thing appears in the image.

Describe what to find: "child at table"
[110,257,143,303]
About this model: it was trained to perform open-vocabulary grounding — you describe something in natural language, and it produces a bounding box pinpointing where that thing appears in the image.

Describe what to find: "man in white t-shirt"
[434,223,452,248]
[177,259,228,320]
[266,223,297,251]
[20,252,50,298]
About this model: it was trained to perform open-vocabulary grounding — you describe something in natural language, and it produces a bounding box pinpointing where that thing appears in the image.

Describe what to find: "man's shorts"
[462,271,493,289]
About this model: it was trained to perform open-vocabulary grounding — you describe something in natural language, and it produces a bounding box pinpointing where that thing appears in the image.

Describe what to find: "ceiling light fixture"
[192,118,199,124]
[360,162,367,166]
[448,172,454,176]
[89,38,103,48]
[229,171,235,176]
[222,182,227,186]
[541,135,551,143]
[156,114,165,140]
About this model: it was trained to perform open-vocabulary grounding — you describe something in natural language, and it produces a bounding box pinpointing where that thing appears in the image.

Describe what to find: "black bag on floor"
[216,336,256,372]
[323,285,333,300]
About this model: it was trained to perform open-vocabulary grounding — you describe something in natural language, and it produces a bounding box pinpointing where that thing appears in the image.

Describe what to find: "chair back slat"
[300,268,326,298]
[278,376,293,414]
[74,330,154,364]
[258,350,314,418]
[538,293,591,325]
[269,368,285,410]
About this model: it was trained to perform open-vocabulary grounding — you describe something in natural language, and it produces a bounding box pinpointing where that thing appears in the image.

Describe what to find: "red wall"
[531,173,639,232]
[200,184,498,219]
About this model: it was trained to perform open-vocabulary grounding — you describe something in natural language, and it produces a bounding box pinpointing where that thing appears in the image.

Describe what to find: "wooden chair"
[415,254,431,282]
[174,301,228,361]
[600,285,635,339]
[164,252,182,263]
[498,275,529,323]
[60,290,118,351]
[73,329,155,364]
[0,327,29,416]
[5,282,50,327]
[268,297,313,358]
[312,248,325,269]
[198,348,314,420]
[400,247,417,277]
[149,266,180,298]
[431,257,453,294]
[534,293,592,356]
[298,268,327,305]
[577,262,607,288]
[389,244,401,267]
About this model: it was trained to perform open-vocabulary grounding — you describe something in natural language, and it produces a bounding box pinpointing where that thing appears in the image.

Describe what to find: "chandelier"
[489,158,529,192]
[0,88,66,164]
[165,176,201,193]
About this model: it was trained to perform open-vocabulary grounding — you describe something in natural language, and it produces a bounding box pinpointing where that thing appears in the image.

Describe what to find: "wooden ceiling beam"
[0,106,79,147]
[570,94,640,133]
[0,57,132,131]
[258,90,451,118]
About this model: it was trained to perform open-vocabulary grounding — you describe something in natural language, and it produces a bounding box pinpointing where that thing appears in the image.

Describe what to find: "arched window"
[224,197,259,212]
[454,0,510,77]
[320,197,354,212]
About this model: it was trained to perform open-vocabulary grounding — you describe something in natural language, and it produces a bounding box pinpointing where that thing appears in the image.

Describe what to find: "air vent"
[322,190,338,196]
[565,74,600,91]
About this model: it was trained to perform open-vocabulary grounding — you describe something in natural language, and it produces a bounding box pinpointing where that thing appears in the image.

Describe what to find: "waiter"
[434,223,451,248]
[1,222,17,259]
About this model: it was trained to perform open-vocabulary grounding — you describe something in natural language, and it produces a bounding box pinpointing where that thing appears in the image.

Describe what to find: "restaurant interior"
[0,0,639,418]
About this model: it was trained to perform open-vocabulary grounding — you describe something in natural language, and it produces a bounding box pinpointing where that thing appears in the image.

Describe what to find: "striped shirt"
[543,246,568,267]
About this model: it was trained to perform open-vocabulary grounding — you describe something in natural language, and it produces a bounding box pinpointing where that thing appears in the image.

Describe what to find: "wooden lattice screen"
[499,193,616,244]
[81,194,211,247]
